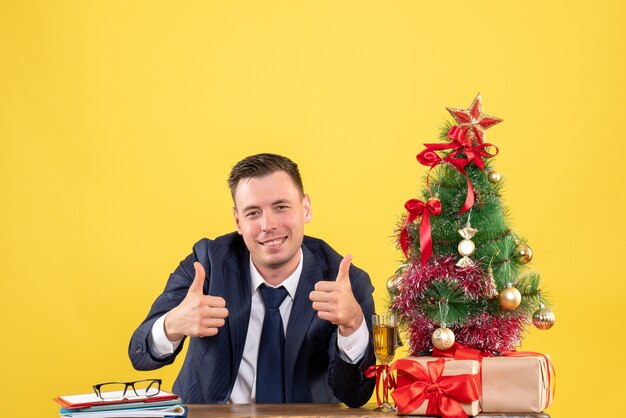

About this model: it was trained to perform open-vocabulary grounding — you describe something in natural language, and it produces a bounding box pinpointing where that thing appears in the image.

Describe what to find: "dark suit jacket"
[129,233,376,407]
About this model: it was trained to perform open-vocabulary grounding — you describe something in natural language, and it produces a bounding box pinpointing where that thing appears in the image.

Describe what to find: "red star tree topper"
[446,93,503,144]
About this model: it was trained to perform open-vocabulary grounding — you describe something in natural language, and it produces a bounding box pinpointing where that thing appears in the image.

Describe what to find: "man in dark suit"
[129,153,376,406]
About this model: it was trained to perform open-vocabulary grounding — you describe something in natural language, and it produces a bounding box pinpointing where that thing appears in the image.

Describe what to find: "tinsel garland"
[391,256,526,355]
[453,312,528,354]
[400,256,489,299]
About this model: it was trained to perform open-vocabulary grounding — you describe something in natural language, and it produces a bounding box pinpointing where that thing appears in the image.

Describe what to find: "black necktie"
[256,285,289,403]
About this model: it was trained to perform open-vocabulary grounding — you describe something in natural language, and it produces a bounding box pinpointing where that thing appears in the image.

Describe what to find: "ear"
[303,194,312,223]
[233,206,243,234]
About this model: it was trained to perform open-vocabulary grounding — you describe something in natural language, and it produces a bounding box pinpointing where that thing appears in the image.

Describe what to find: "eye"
[275,205,290,211]
[245,210,260,218]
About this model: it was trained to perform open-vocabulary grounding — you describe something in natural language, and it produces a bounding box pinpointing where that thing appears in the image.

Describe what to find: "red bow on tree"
[416,126,498,214]
[390,358,479,418]
[400,197,441,266]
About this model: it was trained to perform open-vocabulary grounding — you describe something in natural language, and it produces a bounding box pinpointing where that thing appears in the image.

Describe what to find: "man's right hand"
[164,262,229,341]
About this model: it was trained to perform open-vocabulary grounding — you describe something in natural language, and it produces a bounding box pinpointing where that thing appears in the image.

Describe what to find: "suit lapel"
[224,246,252,390]
[284,244,321,401]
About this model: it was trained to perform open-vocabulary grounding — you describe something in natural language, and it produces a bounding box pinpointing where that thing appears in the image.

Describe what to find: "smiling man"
[129,153,376,407]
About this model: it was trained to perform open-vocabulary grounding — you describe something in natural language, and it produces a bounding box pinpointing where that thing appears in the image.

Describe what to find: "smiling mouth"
[260,237,287,247]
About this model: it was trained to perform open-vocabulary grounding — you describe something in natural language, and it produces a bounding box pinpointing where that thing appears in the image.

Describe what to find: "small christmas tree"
[390,94,555,355]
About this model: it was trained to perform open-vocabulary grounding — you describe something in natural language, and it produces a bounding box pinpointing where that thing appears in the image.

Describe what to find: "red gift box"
[390,357,480,417]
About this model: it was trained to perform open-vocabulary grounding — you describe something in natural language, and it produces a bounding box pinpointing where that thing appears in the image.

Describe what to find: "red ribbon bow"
[365,364,396,407]
[416,126,498,214]
[433,342,489,394]
[390,358,479,418]
[445,126,499,171]
[400,197,442,265]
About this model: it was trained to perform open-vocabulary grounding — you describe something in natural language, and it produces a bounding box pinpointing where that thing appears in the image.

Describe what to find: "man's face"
[233,170,312,277]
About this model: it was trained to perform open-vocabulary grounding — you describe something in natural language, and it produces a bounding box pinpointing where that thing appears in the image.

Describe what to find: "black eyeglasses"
[93,379,161,400]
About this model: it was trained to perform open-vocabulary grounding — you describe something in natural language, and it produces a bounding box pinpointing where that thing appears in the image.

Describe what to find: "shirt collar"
[249,248,303,300]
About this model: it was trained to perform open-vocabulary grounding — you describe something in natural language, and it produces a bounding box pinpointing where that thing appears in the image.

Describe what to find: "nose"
[260,211,278,231]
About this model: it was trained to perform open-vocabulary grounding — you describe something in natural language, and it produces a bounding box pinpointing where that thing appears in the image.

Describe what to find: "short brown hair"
[227,153,304,200]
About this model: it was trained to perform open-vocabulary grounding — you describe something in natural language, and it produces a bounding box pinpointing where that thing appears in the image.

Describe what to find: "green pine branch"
[421,279,484,325]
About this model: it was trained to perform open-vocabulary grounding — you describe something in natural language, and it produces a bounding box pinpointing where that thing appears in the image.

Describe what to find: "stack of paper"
[53,390,185,417]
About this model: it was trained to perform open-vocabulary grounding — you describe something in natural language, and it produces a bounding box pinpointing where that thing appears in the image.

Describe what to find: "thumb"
[336,255,352,282]
[188,261,206,294]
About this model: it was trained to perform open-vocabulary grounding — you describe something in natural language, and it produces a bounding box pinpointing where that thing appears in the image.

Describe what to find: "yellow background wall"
[1,1,624,416]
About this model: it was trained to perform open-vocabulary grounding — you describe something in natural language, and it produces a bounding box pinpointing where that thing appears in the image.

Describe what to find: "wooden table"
[185,403,550,418]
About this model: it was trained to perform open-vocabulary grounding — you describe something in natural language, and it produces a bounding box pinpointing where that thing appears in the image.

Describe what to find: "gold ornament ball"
[488,171,502,183]
[458,239,476,257]
[499,285,522,310]
[533,307,556,330]
[432,326,455,350]
[386,273,403,297]
[514,243,533,263]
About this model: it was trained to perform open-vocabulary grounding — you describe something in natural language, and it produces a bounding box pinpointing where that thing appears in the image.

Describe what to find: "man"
[129,153,376,407]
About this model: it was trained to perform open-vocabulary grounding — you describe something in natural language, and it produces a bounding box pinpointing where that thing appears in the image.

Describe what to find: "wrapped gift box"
[480,354,553,413]
[406,353,553,414]
[392,357,481,417]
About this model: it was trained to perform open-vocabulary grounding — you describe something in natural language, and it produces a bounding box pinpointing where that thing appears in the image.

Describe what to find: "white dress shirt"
[149,248,369,403]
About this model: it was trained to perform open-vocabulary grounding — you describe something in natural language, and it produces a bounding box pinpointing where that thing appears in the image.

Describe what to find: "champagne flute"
[372,314,397,413]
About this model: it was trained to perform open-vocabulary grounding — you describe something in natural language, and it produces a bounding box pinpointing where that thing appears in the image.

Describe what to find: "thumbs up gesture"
[164,262,229,341]
[309,255,363,337]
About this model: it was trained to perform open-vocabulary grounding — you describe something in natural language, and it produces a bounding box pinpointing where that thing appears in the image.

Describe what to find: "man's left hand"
[309,255,364,336]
